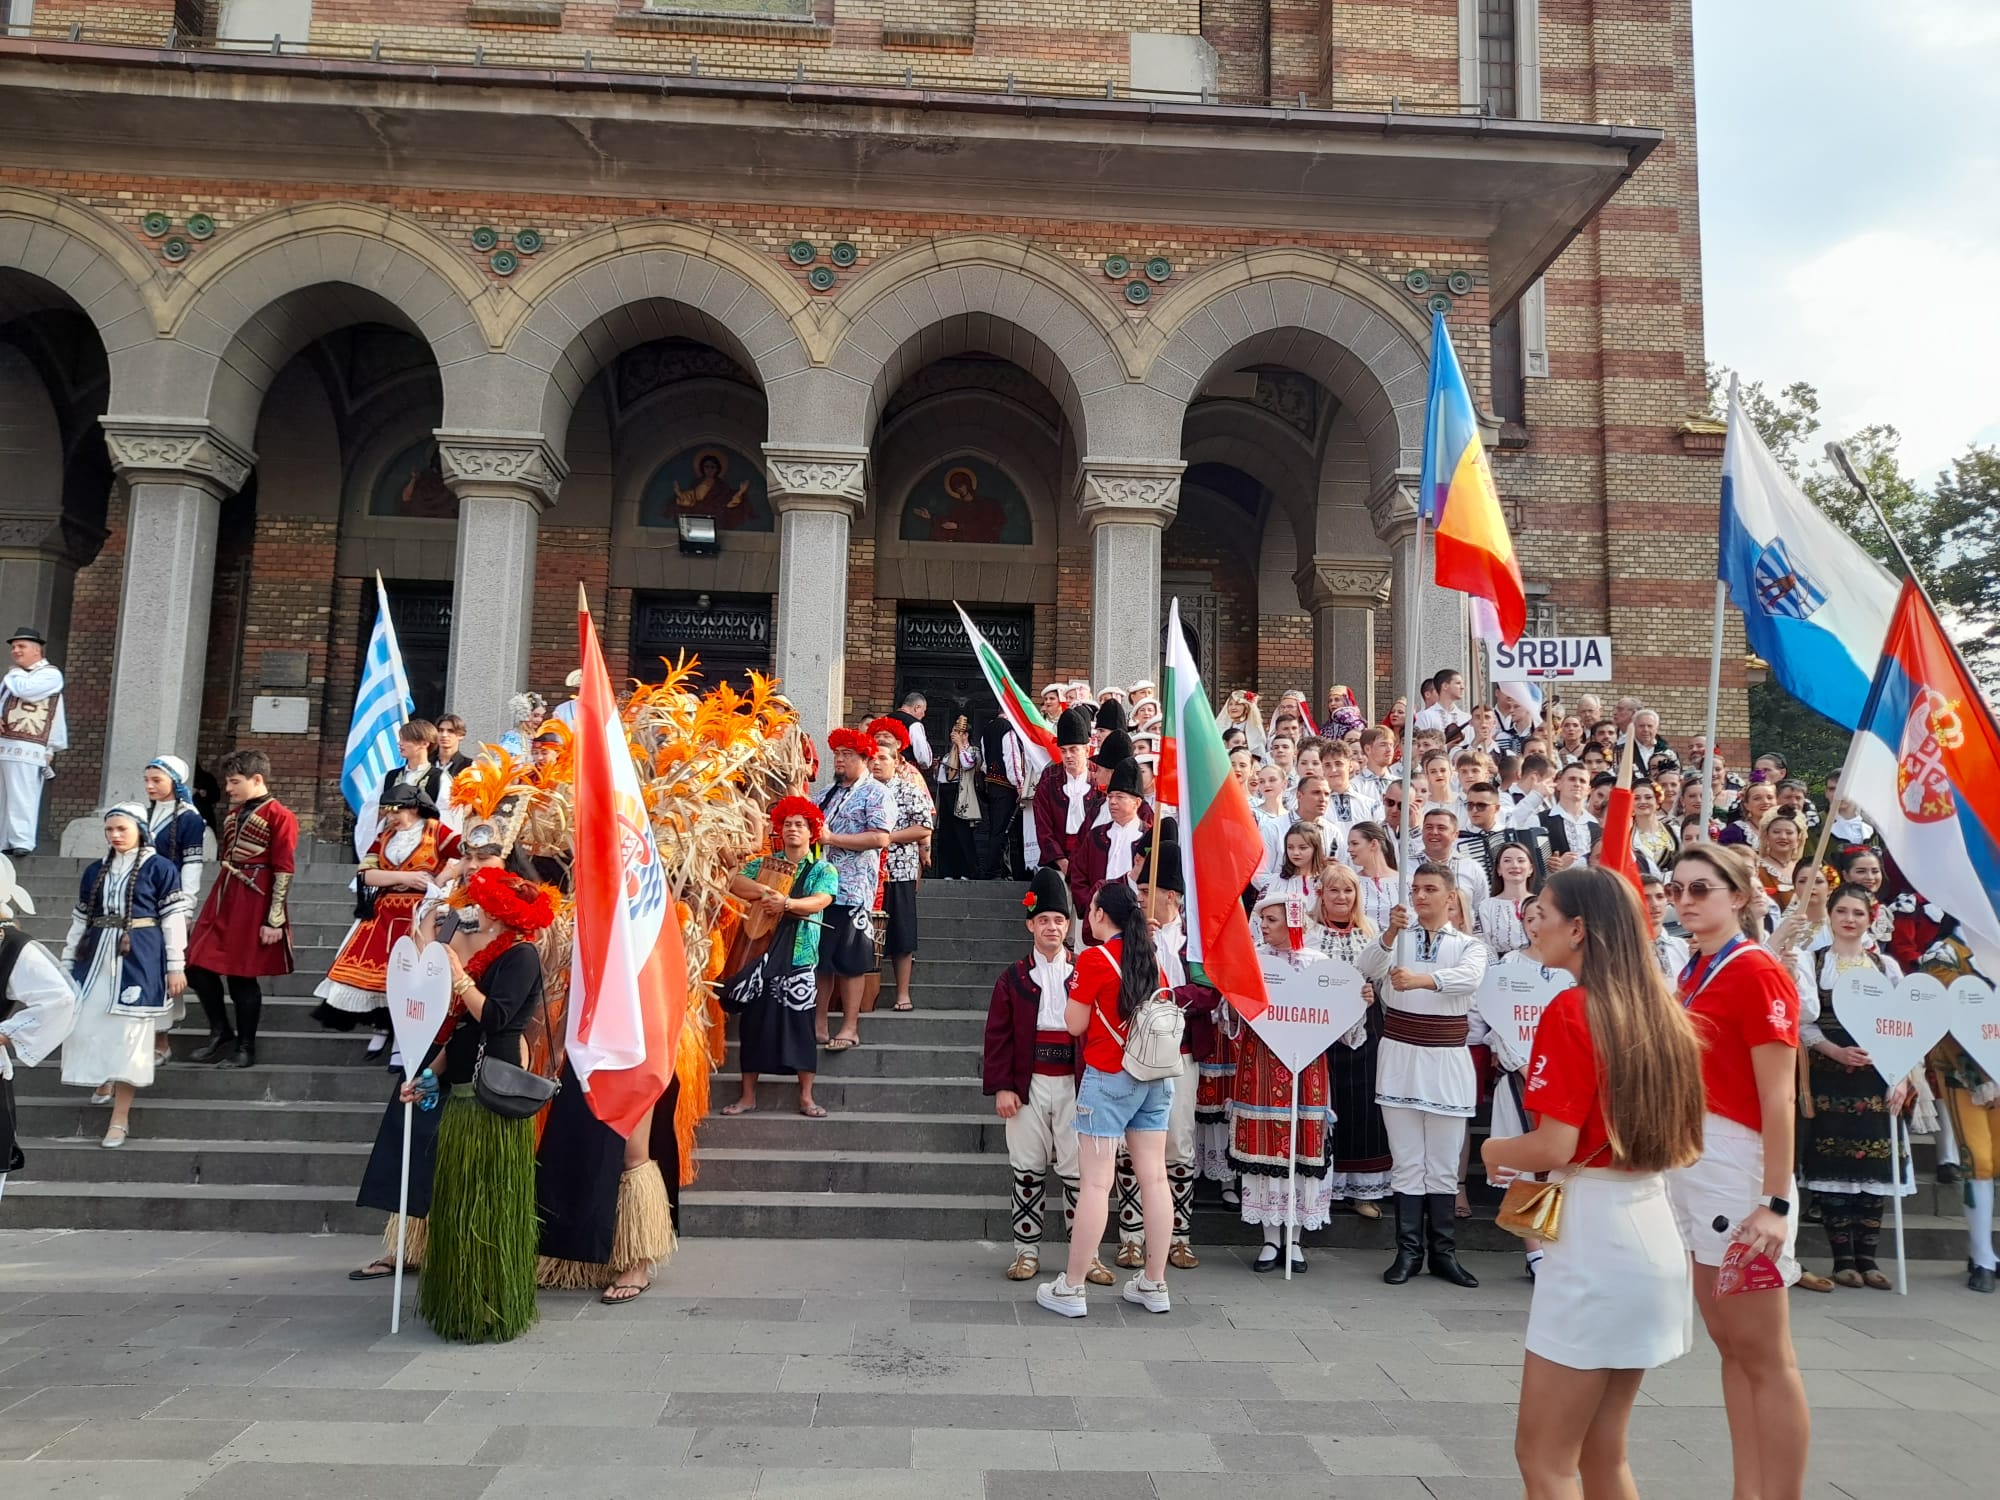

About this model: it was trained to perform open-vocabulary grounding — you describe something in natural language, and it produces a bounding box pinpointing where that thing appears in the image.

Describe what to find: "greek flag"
[342,574,414,860]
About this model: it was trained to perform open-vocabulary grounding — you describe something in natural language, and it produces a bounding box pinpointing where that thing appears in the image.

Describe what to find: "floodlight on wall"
[678,516,719,555]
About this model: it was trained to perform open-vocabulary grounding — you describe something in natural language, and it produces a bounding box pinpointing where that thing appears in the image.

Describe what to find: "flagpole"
[1890,1104,1908,1296]
[1394,504,1431,961]
[1283,1077,1299,1283]
[1698,579,1726,831]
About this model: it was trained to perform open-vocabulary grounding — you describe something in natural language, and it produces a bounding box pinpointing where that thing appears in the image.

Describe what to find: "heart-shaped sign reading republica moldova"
[1248,956,1369,1073]
[1948,974,2000,1083]
[1832,969,1950,1089]
[386,935,454,1074]
[1474,961,1569,1063]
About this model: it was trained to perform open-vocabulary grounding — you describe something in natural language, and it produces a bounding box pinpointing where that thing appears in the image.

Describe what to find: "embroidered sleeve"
[267,872,292,929]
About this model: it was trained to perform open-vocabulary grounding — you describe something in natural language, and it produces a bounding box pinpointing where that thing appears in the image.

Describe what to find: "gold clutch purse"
[1493,1145,1610,1244]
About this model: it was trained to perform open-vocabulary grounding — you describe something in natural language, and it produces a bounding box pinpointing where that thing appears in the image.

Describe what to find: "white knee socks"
[1968,1179,1997,1272]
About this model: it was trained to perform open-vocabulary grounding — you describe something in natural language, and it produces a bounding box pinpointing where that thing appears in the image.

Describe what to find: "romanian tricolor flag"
[1161,598,1270,1020]
[955,602,1056,776]
[1422,310,1526,646]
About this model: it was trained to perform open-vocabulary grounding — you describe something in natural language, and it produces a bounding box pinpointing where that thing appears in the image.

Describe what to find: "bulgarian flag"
[569,585,686,1136]
[1161,598,1270,1019]
[955,602,1056,776]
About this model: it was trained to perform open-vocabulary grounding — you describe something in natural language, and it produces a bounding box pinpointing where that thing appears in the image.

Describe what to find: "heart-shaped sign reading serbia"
[1473,961,1569,1062]
[1948,974,2000,1083]
[1248,956,1369,1073]
[386,935,455,1074]
[1832,969,1951,1088]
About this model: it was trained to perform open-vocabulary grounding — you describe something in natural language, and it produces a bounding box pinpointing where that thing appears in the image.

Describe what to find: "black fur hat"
[1024,865,1074,922]
[1092,730,1133,770]
[1056,705,1095,747]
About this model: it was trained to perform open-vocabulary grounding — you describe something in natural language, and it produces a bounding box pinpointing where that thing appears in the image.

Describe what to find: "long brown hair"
[1671,843,1761,941]
[1542,868,1705,1172]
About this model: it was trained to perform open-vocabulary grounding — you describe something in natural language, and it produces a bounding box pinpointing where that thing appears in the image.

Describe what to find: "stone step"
[13,1060,393,1104]
[0,1180,378,1234]
[705,1074,987,1112]
[698,1109,1001,1154]
[12,1094,379,1144]
[11,1135,368,1186]
[694,1148,1009,1195]
[730,1041,980,1080]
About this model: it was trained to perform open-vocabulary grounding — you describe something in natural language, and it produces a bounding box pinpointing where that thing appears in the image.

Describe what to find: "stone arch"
[152,204,489,449]
[0,188,157,355]
[817,235,1130,460]
[1140,250,1434,477]
[486,223,810,461]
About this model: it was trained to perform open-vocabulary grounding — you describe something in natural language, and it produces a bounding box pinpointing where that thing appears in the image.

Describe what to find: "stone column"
[95,417,254,809]
[1076,460,1183,689]
[0,517,89,666]
[1369,469,1468,708]
[437,432,566,743]
[765,444,869,755]
[1295,557,1393,721]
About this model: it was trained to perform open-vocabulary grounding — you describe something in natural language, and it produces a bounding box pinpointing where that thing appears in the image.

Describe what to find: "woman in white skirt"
[1481,867,1705,1499]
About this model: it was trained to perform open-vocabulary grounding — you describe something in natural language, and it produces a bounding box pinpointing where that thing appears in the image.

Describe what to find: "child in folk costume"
[1306,864,1392,1221]
[140,755,208,1063]
[184,749,297,1070]
[1921,928,2000,1293]
[1356,860,1489,1288]
[0,854,78,1196]
[982,866,1112,1286]
[60,806,191,1147]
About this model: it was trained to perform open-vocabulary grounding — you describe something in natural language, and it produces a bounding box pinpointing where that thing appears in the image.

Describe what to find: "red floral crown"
[827,727,874,758]
[452,866,556,933]
[865,716,910,750]
[769,795,825,840]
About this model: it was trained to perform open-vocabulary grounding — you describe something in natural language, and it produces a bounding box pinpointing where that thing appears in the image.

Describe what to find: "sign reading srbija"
[1488,636,1614,682]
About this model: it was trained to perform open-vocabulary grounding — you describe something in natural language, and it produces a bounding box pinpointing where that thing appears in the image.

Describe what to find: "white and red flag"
[569,585,686,1136]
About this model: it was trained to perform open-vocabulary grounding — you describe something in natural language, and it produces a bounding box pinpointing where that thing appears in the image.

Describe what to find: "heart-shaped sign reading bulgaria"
[1248,956,1368,1073]
[1832,969,1950,1088]
[1949,974,2000,1083]
[386,935,455,1074]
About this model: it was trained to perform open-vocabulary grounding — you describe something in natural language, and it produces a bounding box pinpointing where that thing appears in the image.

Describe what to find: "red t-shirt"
[1073,939,1130,1074]
[1522,988,1610,1165]
[1680,941,1797,1132]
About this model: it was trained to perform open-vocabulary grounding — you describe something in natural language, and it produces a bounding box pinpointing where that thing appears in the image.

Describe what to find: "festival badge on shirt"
[386,935,454,1072]
[1832,969,1951,1088]
[1250,957,1368,1072]
[1474,962,1568,1060]
[1948,974,2000,1082]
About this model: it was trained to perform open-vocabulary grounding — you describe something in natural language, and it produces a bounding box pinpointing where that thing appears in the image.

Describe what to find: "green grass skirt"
[418,1087,539,1343]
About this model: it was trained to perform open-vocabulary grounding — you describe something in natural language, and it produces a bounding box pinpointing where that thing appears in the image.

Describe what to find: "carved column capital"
[763,444,870,517]
[1074,459,1185,531]
[100,416,255,497]
[1295,556,1394,612]
[1366,467,1423,546]
[435,430,567,510]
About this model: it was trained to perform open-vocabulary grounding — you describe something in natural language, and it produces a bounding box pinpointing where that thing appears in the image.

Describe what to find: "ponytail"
[1092,881,1160,1022]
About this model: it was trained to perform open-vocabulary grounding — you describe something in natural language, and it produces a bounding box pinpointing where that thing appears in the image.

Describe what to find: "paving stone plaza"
[1,1230,1995,1499]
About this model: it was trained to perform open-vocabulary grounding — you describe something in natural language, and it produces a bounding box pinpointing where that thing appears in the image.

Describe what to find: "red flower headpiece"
[769,795,825,841]
[865,716,910,750]
[453,866,556,934]
[827,727,875,758]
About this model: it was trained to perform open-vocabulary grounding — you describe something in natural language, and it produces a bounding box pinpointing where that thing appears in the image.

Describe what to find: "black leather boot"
[1426,1193,1479,1287]
[1382,1194,1425,1284]
[225,1042,256,1070]
[190,1032,235,1064]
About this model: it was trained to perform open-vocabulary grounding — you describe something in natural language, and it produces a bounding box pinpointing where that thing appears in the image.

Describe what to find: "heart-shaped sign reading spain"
[1832,968,1950,1088]
[1474,961,1569,1062]
[1249,956,1368,1073]
[386,935,454,1074]
[1949,974,2000,1083]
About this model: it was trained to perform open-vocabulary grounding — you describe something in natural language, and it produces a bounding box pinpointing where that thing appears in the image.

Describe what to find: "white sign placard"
[1473,961,1568,1062]
[1487,636,1614,682]
[1949,975,2000,1082]
[1248,956,1369,1072]
[250,694,310,734]
[385,934,454,1075]
[1833,969,1950,1088]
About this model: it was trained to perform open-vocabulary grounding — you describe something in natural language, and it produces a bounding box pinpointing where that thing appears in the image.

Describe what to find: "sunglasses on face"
[1383,797,1403,808]
[1467,800,1497,811]
[1664,880,1726,902]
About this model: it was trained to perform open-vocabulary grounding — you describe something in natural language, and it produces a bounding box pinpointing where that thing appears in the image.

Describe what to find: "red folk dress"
[316,819,461,1012]
[186,795,299,979]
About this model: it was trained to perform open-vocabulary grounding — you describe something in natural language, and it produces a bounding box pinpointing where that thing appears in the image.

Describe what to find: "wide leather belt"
[1382,1008,1470,1048]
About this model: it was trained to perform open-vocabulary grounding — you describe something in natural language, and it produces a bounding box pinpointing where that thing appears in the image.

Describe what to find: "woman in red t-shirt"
[1481,868,1704,1499]
[1664,843,1810,1500]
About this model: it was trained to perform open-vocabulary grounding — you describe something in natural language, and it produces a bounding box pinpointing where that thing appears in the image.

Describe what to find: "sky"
[1693,0,2000,483]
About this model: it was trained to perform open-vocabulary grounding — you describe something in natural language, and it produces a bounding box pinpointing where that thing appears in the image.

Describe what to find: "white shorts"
[1666,1113,1800,1286]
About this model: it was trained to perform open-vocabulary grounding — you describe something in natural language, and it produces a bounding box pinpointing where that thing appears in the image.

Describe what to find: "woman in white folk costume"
[1482,868,1705,1500]
[61,806,190,1146]
[141,756,208,1063]
[1357,859,1488,1288]
[1474,840,1542,960]
[0,853,78,1197]
[1346,821,1400,933]
[1306,865,1391,1221]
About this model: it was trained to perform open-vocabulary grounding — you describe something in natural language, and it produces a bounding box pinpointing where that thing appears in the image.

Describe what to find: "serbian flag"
[1845,580,2000,958]
[954,601,1056,776]
[1161,598,1270,1019]
[1422,310,1526,645]
[569,586,687,1136]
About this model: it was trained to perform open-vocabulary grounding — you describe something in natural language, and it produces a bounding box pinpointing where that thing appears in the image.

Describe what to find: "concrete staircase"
[1,856,1968,1259]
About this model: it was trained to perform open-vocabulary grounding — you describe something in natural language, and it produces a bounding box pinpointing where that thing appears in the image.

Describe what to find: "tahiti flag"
[570,586,686,1136]
[1845,580,2000,957]
[341,573,413,861]
[1719,380,1898,729]
[1161,598,1270,1019]
[1422,310,1526,645]
[954,602,1056,775]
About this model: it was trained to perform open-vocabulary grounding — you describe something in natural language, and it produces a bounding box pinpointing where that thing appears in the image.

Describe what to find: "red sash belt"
[1033,1029,1077,1073]
[1382,1008,1470,1048]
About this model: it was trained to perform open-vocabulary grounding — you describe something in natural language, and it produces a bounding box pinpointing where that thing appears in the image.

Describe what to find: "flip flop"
[719,1100,758,1116]
[799,1101,828,1118]
[824,1036,859,1052]
[892,999,914,1011]
[349,1260,397,1281]
[600,1278,650,1305]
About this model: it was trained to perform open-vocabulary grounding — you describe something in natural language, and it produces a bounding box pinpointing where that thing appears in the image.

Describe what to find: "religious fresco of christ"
[638,445,775,532]
[900,458,1032,545]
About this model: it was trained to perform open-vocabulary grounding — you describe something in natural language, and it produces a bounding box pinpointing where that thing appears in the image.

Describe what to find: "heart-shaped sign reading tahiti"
[1833,969,1951,1089]
[1948,974,2000,1083]
[386,935,454,1075]
[1474,961,1569,1060]
[1249,956,1369,1073]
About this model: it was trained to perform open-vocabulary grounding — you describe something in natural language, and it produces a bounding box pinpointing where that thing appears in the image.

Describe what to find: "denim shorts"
[1075,1064,1173,1138]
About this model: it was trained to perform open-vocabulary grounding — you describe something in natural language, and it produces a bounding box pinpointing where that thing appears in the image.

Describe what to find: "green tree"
[1927,445,2000,679]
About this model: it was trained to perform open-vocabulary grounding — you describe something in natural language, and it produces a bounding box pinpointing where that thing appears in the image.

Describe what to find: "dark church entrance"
[629,591,774,692]
[891,603,1032,743]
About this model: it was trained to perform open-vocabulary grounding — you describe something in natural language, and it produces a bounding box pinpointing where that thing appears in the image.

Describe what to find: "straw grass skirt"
[418,1087,538,1343]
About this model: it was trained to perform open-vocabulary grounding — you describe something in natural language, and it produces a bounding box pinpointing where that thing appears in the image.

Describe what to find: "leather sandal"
[1005,1252,1039,1281]
[1167,1243,1200,1271]
[1083,1258,1115,1287]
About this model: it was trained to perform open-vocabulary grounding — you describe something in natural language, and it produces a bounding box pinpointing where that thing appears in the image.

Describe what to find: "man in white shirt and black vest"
[0,628,66,856]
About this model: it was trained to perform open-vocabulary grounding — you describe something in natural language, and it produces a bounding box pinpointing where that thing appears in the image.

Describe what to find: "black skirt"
[738,960,821,1075]
[882,880,919,957]
[356,1073,442,1217]
[816,902,877,978]
[1328,1012,1392,1176]
[535,1057,625,1265]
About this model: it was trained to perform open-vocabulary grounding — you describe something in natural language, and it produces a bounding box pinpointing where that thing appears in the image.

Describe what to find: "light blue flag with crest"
[341,574,414,860]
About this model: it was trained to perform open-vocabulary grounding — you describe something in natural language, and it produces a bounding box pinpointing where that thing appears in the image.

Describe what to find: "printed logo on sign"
[1896,688,1963,825]
[616,789,668,921]
[1751,537,1826,621]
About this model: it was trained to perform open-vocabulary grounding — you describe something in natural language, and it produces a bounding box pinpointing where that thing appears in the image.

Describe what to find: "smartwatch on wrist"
[1761,1195,1791,1217]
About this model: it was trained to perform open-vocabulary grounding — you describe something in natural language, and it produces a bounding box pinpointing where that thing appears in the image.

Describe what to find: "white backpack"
[1097,988,1186,1082]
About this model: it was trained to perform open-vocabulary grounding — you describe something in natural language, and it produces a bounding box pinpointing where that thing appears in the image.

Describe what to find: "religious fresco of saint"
[898,458,1033,545]
[638,444,775,532]
[369,439,460,520]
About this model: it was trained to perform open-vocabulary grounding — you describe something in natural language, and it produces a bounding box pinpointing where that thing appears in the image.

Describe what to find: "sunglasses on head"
[1664,880,1727,902]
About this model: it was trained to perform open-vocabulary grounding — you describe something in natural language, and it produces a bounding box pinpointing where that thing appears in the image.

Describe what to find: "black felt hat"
[1024,865,1074,922]
[1094,699,1128,735]
[1106,757,1144,797]
[6,626,45,646]
[1144,836,1185,896]
[1092,730,1133,770]
[1056,705,1095,747]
